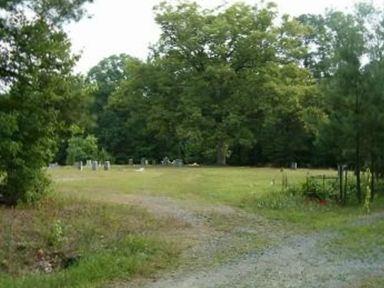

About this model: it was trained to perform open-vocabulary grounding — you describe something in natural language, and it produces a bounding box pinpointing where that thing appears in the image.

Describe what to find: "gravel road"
[108,195,384,288]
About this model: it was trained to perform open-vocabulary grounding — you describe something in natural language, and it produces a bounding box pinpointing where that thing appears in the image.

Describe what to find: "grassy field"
[1,166,383,287]
[53,166,376,229]
[52,166,332,205]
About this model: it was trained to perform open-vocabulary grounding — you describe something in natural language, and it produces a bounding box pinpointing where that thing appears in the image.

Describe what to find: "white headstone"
[104,161,111,171]
[92,161,98,171]
[175,159,183,167]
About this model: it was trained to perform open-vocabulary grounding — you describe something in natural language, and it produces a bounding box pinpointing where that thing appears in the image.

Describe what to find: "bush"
[0,166,51,205]
[250,186,304,210]
[301,177,338,200]
[66,135,99,165]
[66,135,112,165]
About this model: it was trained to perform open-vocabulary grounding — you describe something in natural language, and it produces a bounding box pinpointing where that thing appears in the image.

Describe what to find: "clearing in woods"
[1,167,384,287]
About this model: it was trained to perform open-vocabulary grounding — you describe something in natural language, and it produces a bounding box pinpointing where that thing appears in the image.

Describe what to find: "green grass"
[50,165,384,232]
[0,195,181,287]
[1,166,383,287]
[358,277,384,288]
[0,236,174,288]
[52,166,372,230]
[322,215,384,260]
[51,166,334,206]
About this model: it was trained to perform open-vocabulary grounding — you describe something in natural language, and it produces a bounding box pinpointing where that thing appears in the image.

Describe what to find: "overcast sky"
[66,0,384,74]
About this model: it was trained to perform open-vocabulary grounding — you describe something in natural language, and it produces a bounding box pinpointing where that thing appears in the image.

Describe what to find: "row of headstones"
[161,157,183,167]
[128,157,183,167]
[76,160,111,171]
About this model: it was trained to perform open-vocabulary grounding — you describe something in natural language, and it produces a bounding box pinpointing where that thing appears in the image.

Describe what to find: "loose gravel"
[109,195,384,288]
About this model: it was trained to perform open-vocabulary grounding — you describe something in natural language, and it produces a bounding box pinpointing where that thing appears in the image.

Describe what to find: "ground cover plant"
[2,166,382,287]
[0,193,182,287]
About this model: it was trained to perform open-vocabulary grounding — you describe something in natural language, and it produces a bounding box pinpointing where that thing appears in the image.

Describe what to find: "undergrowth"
[0,195,180,287]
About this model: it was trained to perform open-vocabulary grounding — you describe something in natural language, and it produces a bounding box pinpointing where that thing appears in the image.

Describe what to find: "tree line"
[1,0,384,204]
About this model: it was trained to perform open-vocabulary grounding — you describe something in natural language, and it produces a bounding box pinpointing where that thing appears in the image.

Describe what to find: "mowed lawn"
[52,166,334,206]
[52,166,358,228]
[1,166,384,288]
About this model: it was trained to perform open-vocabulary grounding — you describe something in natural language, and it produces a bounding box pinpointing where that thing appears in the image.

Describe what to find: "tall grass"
[0,195,180,287]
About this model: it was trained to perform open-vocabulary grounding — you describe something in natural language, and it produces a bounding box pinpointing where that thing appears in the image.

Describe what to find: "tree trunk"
[355,90,361,203]
[344,169,348,205]
[371,157,375,201]
[338,164,343,203]
[216,141,228,166]
[356,160,362,203]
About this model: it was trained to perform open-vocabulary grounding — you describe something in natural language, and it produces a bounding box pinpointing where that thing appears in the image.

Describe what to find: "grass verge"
[0,195,180,288]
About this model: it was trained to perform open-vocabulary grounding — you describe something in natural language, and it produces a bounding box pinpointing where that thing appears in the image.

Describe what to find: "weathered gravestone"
[92,161,98,171]
[291,162,298,170]
[162,156,170,166]
[141,158,146,167]
[104,161,111,171]
[129,159,134,166]
[86,160,92,167]
[77,161,83,171]
[175,159,183,167]
[48,163,58,169]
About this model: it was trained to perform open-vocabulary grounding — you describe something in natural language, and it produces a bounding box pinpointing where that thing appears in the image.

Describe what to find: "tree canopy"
[0,0,92,204]
[2,0,384,205]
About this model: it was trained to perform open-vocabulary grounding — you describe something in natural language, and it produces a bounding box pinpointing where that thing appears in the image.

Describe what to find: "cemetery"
[1,0,384,287]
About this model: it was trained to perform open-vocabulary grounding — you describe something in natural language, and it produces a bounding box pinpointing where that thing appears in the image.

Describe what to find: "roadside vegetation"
[1,167,383,287]
[0,193,182,287]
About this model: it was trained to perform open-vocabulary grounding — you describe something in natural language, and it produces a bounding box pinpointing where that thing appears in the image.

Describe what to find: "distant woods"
[2,1,384,204]
[84,2,384,203]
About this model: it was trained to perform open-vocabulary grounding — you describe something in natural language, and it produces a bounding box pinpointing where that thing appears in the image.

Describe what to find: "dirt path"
[106,194,383,288]
[141,233,383,288]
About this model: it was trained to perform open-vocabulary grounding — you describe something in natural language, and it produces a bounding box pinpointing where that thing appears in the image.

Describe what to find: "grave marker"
[104,161,111,171]
[175,159,183,167]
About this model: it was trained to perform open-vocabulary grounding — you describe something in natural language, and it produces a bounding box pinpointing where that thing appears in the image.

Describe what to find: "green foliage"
[66,135,99,165]
[87,55,142,163]
[0,0,91,204]
[301,177,338,200]
[0,196,179,287]
[100,2,316,165]
[300,4,384,202]
[48,220,65,248]
[252,188,304,210]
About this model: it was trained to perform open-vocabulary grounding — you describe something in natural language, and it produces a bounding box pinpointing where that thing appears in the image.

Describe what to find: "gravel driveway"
[108,195,384,288]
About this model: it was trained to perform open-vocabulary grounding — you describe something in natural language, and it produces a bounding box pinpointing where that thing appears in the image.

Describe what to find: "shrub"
[0,166,51,205]
[252,186,304,210]
[66,135,112,165]
[301,177,338,200]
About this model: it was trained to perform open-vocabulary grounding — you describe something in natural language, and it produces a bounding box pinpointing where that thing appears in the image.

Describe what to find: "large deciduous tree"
[146,2,313,165]
[87,55,144,162]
